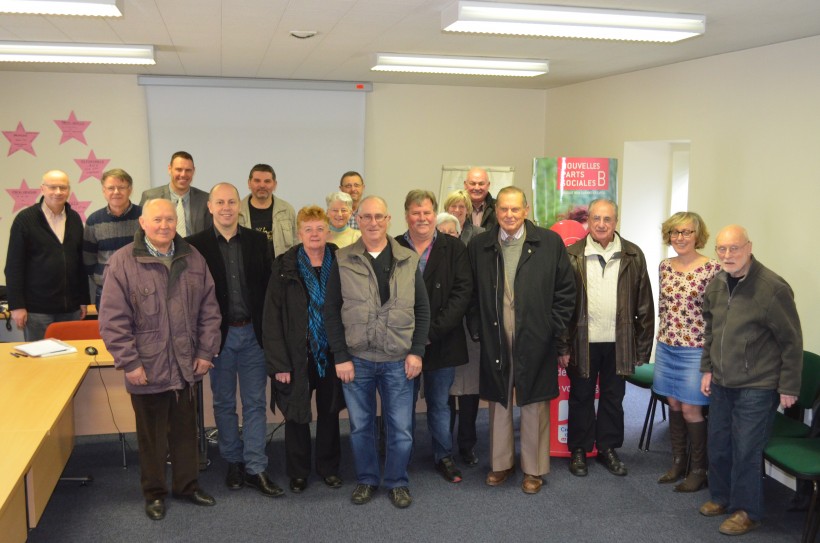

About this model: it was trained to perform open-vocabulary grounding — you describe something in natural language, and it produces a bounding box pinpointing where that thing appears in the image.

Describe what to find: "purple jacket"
[99,231,222,395]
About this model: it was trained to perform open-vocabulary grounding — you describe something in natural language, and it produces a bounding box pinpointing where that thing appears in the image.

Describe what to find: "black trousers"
[449,394,479,453]
[284,363,341,479]
[131,385,200,500]
[567,342,626,451]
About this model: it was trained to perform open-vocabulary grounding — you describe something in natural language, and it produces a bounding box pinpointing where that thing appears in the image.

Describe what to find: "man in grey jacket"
[237,163,297,257]
[100,198,222,521]
[698,224,802,536]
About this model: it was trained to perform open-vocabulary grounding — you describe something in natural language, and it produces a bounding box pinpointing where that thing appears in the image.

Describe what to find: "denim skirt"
[652,342,710,405]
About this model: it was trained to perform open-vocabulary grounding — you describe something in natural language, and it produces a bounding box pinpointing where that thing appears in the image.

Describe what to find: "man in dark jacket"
[468,186,575,494]
[464,167,497,229]
[5,170,89,340]
[99,198,221,521]
[397,190,472,484]
[187,183,281,498]
[557,199,654,479]
[698,225,802,536]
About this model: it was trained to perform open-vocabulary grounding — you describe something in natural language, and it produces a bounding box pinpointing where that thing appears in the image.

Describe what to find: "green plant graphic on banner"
[532,157,618,243]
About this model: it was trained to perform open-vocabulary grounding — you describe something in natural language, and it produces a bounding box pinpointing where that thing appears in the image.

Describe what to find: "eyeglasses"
[669,229,695,238]
[715,241,749,256]
[103,185,131,193]
[42,184,69,192]
[358,214,388,224]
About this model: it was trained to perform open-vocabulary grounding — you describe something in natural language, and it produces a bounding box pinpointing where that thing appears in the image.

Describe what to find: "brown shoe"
[485,468,514,486]
[521,474,543,494]
[699,500,728,517]
[719,510,760,535]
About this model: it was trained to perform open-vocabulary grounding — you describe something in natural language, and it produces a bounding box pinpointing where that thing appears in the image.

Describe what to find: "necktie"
[176,197,187,237]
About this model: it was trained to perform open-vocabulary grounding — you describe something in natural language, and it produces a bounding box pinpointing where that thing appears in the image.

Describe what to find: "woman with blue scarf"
[264,206,345,494]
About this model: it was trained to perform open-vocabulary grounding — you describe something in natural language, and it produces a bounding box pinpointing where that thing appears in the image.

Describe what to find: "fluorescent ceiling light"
[0,41,155,64]
[372,53,548,77]
[442,1,705,43]
[0,0,123,16]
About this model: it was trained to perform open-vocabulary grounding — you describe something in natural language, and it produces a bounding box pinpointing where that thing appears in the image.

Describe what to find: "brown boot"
[675,420,708,492]
[658,409,688,484]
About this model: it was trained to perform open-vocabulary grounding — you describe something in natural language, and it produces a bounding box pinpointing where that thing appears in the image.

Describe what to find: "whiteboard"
[142,82,366,212]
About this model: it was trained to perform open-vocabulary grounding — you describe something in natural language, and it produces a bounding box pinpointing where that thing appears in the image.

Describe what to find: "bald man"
[463,167,497,229]
[5,170,89,340]
[100,198,222,520]
[187,184,280,498]
[698,225,803,536]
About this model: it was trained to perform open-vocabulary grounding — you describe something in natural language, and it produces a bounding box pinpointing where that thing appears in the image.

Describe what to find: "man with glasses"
[324,196,430,508]
[463,167,497,229]
[698,225,802,536]
[83,168,142,307]
[558,198,654,479]
[339,171,365,230]
[6,170,89,340]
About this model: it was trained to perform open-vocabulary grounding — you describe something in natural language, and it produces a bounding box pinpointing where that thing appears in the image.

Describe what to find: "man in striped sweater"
[83,168,142,307]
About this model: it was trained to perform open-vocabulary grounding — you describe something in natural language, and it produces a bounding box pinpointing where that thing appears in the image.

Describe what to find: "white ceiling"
[1,0,819,89]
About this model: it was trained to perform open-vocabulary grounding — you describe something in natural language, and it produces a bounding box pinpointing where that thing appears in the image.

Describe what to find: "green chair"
[764,436,820,543]
[772,351,820,438]
[625,362,667,452]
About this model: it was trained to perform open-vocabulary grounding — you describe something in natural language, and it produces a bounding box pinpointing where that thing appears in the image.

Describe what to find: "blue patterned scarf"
[297,245,332,377]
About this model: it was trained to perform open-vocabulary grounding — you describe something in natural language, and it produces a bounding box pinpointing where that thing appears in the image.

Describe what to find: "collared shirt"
[144,236,175,258]
[348,208,359,230]
[498,223,525,244]
[41,201,67,243]
[107,202,133,218]
[215,227,250,323]
[168,187,192,234]
[471,200,485,227]
[402,230,437,274]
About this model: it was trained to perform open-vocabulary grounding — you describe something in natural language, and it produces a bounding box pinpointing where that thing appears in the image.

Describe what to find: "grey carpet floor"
[27,385,807,543]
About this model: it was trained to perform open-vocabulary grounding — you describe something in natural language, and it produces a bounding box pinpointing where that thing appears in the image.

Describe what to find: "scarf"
[297,245,332,377]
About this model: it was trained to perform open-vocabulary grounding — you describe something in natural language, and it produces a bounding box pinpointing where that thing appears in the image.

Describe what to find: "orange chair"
[44,320,101,340]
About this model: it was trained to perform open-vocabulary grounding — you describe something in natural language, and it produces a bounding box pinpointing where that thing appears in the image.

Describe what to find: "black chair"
[771,351,820,439]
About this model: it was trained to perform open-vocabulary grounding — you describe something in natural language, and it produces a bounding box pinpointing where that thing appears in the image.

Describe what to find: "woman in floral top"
[654,211,720,493]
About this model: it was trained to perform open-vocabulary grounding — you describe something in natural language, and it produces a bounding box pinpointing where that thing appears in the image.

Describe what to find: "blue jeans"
[343,357,414,489]
[707,383,779,521]
[413,367,455,463]
[25,310,82,341]
[210,324,268,475]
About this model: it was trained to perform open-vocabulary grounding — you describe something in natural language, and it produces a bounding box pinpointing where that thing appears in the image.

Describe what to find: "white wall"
[364,83,546,236]
[0,72,151,276]
[544,35,820,353]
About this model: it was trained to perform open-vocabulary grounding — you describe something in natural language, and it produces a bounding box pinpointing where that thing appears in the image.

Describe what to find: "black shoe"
[173,489,215,506]
[144,499,165,520]
[245,472,285,497]
[597,448,628,476]
[569,448,588,477]
[323,475,343,489]
[388,486,412,509]
[225,462,245,490]
[351,483,377,505]
[289,478,307,493]
[436,457,463,483]
[459,449,479,466]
